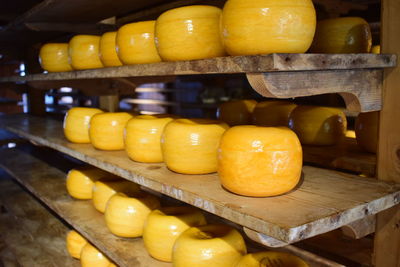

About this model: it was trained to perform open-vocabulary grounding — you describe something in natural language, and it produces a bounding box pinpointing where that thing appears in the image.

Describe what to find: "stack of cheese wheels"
[116,21,161,64]
[252,101,297,127]
[236,251,309,267]
[220,0,316,55]
[68,35,104,70]
[63,107,103,144]
[80,243,115,267]
[89,112,133,150]
[66,167,111,200]
[218,126,302,197]
[289,105,347,146]
[92,178,141,213]
[39,43,73,72]
[155,5,225,61]
[217,100,257,126]
[172,224,247,267]
[355,111,379,153]
[161,118,229,174]
[66,230,88,259]
[104,192,160,237]
[125,114,175,163]
[143,206,207,262]
[311,17,372,53]
[99,31,123,67]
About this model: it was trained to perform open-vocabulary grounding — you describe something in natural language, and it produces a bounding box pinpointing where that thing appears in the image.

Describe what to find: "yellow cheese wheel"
[155,5,226,61]
[252,101,297,127]
[63,107,104,143]
[172,224,247,267]
[125,115,175,163]
[89,112,133,150]
[68,35,104,70]
[99,32,123,67]
[218,126,302,197]
[66,230,88,259]
[92,179,141,213]
[236,251,309,267]
[80,243,113,267]
[220,0,316,56]
[143,206,207,262]
[66,167,110,199]
[371,45,381,54]
[104,192,160,237]
[310,17,372,53]
[116,21,161,64]
[217,100,257,126]
[289,106,347,146]
[355,111,379,153]
[39,43,73,72]
[161,119,229,174]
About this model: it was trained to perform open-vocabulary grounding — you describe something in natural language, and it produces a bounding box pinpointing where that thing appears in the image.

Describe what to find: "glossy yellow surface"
[63,107,104,143]
[172,224,246,267]
[125,115,175,163]
[89,112,133,150]
[66,230,88,259]
[221,0,316,56]
[161,119,229,174]
[252,101,297,127]
[155,5,226,61]
[104,192,160,237]
[218,126,302,197]
[66,167,110,199]
[39,43,73,72]
[116,21,161,64]
[289,106,347,146]
[217,100,257,126]
[143,206,207,262]
[68,35,104,70]
[236,251,309,267]
[80,243,112,267]
[371,45,381,54]
[99,32,123,67]
[311,17,372,53]
[355,111,379,153]
[92,179,141,213]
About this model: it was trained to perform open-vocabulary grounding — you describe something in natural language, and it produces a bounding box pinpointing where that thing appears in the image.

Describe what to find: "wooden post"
[99,95,119,112]
[25,45,46,115]
[374,0,400,266]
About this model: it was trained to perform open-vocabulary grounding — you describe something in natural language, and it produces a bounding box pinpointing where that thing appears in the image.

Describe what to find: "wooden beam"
[374,0,400,266]
[25,22,116,34]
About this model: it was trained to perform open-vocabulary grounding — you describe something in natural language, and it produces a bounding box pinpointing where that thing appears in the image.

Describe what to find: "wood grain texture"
[341,215,376,239]
[375,0,400,266]
[247,69,382,112]
[0,179,80,267]
[0,54,395,82]
[0,150,169,267]
[1,114,399,244]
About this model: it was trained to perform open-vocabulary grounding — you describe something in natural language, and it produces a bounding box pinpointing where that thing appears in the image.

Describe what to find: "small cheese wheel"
[39,43,73,72]
[236,251,309,267]
[66,230,87,259]
[80,243,113,267]
[68,35,104,70]
[252,101,297,127]
[218,126,302,197]
[355,111,379,153]
[99,31,123,67]
[217,100,257,126]
[66,167,110,199]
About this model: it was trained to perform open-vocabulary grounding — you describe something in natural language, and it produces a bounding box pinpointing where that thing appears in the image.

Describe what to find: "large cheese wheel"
[217,100,257,126]
[68,35,104,70]
[355,111,379,153]
[39,43,73,72]
[218,126,302,197]
[63,107,103,143]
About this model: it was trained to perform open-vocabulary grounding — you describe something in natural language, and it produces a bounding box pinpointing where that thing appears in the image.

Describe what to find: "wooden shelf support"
[247,69,383,112]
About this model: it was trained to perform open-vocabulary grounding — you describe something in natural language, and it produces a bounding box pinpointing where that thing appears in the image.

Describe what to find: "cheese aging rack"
[0,0,399,266]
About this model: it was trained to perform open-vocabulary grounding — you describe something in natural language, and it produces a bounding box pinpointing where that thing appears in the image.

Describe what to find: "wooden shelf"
[0,178,80,267]
[1,114,399,245]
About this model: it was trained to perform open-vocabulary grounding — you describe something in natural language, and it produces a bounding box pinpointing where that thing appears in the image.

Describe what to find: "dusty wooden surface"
[0,150,169,267]
[375,0,400,266]
[1,114,399,244]
[0,178,80,267]
[0,54,395,83]
[303,137,376,177]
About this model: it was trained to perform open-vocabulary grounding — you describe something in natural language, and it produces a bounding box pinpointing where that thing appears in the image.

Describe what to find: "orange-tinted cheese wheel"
[218,100,257,126]
[66,230,88,259]
[66,167,110,199]
[80,243,113,267]
[218,126,302,197]
[355,111,379,153]
[252,101,297,127]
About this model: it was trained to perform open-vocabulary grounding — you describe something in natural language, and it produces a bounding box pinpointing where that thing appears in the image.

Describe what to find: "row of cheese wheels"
[64,107,302,197]
[39,0,375,72]
[65,167,309,266]
[218,100,379,153]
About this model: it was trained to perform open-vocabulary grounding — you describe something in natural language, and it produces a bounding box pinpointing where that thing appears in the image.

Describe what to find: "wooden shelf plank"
[0,150,170,267]
[0,54,395,83]
[1,114,399,245]
[0,178,80,267]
